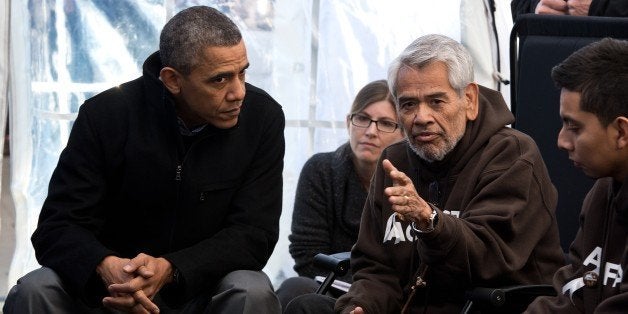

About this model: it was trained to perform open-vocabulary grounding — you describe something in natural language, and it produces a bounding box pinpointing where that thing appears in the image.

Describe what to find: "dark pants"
[283,293,336,314]
[275,276,320,310]
[3,267,280,314]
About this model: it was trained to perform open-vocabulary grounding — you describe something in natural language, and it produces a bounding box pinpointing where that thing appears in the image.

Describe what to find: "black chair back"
[510,14,628,252]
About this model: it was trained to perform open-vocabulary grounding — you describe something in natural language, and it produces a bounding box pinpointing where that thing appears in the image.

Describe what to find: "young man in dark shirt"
[526,38,628,313]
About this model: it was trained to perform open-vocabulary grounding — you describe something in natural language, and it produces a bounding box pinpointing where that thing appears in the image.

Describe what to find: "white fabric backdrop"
[3,0,513,290]
[0,0,8,194]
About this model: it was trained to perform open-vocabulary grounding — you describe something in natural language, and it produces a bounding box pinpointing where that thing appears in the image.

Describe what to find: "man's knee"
[276,276,319,310]
[3,267,69,313]
[277,276,319,293]
[214,270,280,313]
[219,270,275,296]
[284,293,336,314]
[8,267,63,297]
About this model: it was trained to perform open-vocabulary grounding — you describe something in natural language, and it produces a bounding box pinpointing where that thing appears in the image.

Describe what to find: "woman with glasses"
[277,80,403,310]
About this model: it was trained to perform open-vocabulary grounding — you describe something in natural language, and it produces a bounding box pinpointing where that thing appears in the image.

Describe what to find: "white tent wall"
[461,0,513,98]
[0,0,9,300]
[462,0,497,89]
[6,0,38,297]
[1,0,513,294]
[0,0,8,209]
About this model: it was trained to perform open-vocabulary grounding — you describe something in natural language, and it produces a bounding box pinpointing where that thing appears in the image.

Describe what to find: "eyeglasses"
[349,113,399,133]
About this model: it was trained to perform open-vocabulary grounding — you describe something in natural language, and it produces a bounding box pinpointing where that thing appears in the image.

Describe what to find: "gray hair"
[387,34,474,100]
[159,6,242,75]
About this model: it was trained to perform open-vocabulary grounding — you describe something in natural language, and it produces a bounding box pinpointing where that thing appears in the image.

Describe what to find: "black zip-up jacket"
[31,51,285,304]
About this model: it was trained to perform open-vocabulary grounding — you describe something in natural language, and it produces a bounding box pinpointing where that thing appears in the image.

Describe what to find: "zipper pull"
[413,275,427,289]
[175,165,182,181]
[401,274,427,314]
[402,265,429,313]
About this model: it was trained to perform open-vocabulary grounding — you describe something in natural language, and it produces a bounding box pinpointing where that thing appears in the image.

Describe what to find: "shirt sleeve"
[289,154,336,278]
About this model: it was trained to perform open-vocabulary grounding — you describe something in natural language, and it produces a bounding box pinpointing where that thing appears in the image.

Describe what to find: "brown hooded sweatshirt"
[335,86,565,313]
[526,177,628,313]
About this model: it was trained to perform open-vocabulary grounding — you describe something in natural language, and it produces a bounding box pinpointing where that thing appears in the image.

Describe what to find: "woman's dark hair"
[349,80,395,115]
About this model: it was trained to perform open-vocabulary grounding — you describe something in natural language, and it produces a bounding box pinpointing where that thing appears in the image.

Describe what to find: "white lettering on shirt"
[561,246,624,303]
[383,213,408,244]
[582,246,602,273]
[604,262,623,288]
[382,210,459,244]
[562,277,585,300]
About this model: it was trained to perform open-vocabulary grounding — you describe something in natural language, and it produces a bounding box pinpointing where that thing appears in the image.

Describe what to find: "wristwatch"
[411,206,438,233]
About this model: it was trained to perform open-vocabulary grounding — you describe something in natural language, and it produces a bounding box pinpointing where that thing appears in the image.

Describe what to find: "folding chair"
[510,13,628,252]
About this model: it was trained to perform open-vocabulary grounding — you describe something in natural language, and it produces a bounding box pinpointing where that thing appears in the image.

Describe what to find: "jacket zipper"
[401,264,428,313]
[168,129,217,251]
[175,165,182,181]
[594,185,615,309]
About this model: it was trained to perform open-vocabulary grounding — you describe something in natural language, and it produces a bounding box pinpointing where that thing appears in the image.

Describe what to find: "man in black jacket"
[3,6,284,314]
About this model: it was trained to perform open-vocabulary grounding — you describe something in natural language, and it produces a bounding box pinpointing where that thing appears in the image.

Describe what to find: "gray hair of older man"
[159,6,243,75]
[387,34,474,100]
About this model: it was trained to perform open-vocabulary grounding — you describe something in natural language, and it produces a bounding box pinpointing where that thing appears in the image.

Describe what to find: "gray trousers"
[3,267,280,314]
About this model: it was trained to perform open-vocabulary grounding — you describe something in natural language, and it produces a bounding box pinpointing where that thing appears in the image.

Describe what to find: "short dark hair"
[349,80,395,115]
[551,38,628,125]
[159,6,242,75]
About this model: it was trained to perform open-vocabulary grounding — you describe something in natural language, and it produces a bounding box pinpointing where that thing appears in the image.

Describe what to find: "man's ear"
[159,67,182,95]
[463,83,479,121]
[615,116,628,149]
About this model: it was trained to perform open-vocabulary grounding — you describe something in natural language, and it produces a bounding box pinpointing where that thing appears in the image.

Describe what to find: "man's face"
[395,62,477,162]
[557,89,619,179]
[175,40,249,129]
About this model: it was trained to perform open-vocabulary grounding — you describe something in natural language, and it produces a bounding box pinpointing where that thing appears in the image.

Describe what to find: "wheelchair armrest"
[313,252,351,277]
[461,284,556,313]
[313,252,351,295]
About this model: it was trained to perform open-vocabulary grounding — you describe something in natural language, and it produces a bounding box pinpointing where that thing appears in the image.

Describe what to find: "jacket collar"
[613,177,628,225]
